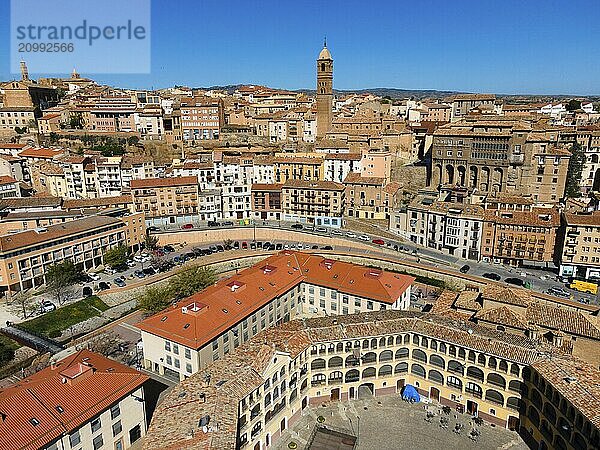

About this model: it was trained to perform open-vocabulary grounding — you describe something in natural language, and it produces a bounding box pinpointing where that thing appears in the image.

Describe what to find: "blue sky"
[1,0,599,95]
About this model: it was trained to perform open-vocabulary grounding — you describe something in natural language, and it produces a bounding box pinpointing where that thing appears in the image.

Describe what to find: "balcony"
[509,154,525,165]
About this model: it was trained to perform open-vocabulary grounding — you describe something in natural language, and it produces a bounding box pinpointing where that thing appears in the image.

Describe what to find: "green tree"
[127,136,140,146]
[565,142,586,198]
[103,245,129,268]
[46,260,82,305]
[69,113,84,129]
[169,266,216,299]
[566,99,582,111]
[144,233,159,251]
[137,285,174,313]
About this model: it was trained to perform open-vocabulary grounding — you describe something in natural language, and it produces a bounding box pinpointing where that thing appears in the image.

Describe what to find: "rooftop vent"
[181,302,207,315]
[261,264,277,275]
[227,281,245,292]
[564,376,578,384]
[321,259,335,270]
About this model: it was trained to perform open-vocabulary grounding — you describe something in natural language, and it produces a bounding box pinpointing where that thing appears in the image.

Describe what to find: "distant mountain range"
[200,84,599,101]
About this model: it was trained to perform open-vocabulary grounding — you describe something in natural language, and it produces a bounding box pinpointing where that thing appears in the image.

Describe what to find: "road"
[151,219,599,306]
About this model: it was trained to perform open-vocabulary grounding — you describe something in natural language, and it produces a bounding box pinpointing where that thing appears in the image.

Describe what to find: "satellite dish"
[202,426,208,433]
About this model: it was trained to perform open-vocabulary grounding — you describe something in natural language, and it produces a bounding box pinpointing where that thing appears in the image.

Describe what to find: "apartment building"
[559,211,600,281]
[180,97,224,141]
[323,153,362,183]
[0,106,36,131]
[136,251,414,380]
[449,94,496,120]
[481,206,560,266]
[361,148,391,180]
[392,196,484,260]
[221,184,252,220]
[0,176,20,198]
[0,350,148,450]
[0,153,26,182]
[130,176,199,226]
[274,156,324,184]
[251,183,283,220]
[143,305,600,450]
[343,173,391,220]
[88,96,136,132]
[282,180,344,227]
[0,213,145,293]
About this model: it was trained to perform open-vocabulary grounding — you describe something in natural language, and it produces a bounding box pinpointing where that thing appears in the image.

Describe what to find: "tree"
[13,291,35,320]
[144,233,159,251]
[566,99,582,111]
[46,260,82,305]
[169,266,217,299]
[137,285,174,313]
[565,142,586,198]
[69,113,84,129]
[103,245,129,268]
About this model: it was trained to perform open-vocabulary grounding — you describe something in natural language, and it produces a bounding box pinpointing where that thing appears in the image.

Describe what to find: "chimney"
[20,61,29,81]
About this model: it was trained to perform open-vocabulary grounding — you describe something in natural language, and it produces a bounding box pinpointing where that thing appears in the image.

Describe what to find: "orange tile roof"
[136,252,414,349]
[130,176,198,189]
[18,147,63,159]
[0,350,148,450]
[0,176,17,185]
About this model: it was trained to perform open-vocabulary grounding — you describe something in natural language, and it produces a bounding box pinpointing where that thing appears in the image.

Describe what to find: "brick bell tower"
[316,39,333,139]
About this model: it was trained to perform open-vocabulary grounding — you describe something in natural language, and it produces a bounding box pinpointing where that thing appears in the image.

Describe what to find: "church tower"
[20,61,29,82]
[316,41,333,139]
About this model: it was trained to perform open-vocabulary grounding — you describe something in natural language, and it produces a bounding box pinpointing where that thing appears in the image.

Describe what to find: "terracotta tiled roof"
[532,355,600,428]
[454,291,482,311]
[564,211,600,227]
[0,175,18,185]
[324,153,361,161]
[251,183,283,191]
[481,286,531,307]
[130,176,198,189]
[18,147,63,159]
[474,306,529,329]
[0,350,148,450]
[526,302,600,339]
[63,195,132,210]
[0,196,62,210]
[343,172,385,186]
[136,252,414,350]
[483,208,560,227]
[0,215,121,253]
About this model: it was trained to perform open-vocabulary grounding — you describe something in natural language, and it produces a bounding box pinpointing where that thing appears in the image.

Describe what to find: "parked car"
[359,235,370,241]
[321,245,333,250]
[147,226,160,232]
[263,242,271,249]
[40,300,56,313]
[163,245,176,253]
[547,287,570,298]
[185,252,196,260]
[505,277,525,287]
[268,244,276,251]
[482,272,501,281]
[315,227,327,233]
[222,221,234,226]
[372,239,385,245]
[250,242,257,250]
[134,270,146,278]
[209,245,218,252]
[181,223,194,230]
[297,243,304,250]
[207,221,220,227]
[98,281,111,290]
[242,241,248,249]
[331,229,343,236]
[311,245,319,249]
[216,245,224,252]
[88,273,101,282]
[346,232,357,238]
[104,267,117,275]
[291,223,303,230]
[143,267,157,276]
[114,278,126,288]
[233,241,240,249]
[459,265,471,274]
[126,260,136,268]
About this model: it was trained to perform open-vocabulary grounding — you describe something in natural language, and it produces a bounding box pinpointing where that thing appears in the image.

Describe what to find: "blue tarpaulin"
[401,384,420,403]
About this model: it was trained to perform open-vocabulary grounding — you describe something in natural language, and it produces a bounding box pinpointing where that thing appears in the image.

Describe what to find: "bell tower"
[316,40,333,139]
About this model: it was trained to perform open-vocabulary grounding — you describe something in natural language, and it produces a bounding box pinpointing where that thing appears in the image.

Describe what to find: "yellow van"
[569,280,598,295]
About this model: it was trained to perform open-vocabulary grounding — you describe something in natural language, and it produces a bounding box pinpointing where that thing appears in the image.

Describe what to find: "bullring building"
[142,310,600,450]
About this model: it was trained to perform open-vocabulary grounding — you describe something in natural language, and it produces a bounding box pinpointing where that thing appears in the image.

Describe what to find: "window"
[164,341,171,351]
[91,417,102,433]
[129,425,142,443]
[173,344,179,355]
[92,434,103,450]
[112,420,122,437]
[69,430,81,447]
[185,348,191,359]
[110,404,120,420]
[186,363,192,373]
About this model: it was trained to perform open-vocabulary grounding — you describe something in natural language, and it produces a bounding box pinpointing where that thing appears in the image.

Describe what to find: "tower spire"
[324,36,327,47]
